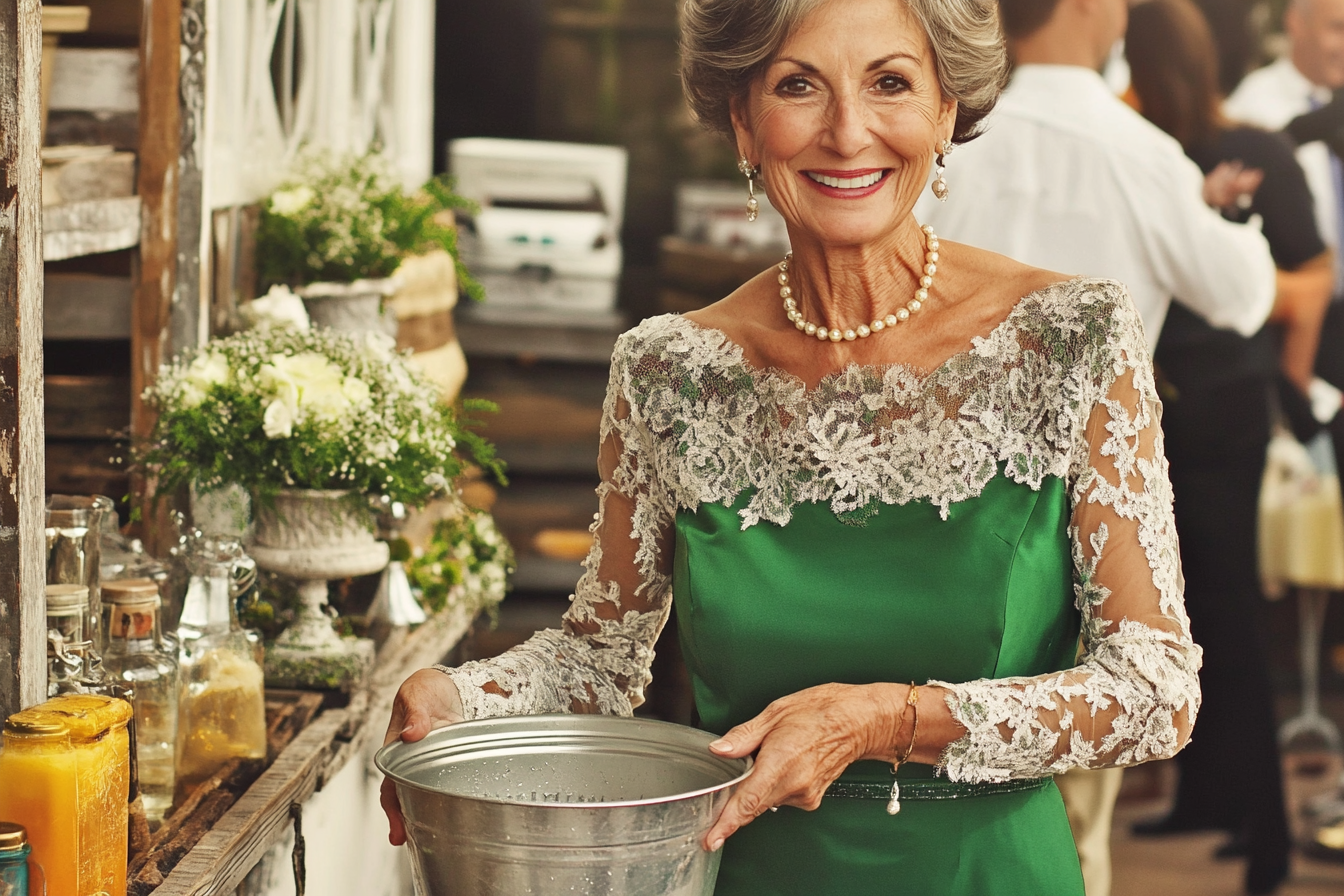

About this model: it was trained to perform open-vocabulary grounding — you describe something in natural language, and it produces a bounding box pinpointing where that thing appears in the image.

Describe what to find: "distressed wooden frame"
[0,0,47,719]
[134,0,211,552]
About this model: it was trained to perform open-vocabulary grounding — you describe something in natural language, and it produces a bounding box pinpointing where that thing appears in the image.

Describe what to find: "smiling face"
[730,0,957,250]
[1289,0,1344,89]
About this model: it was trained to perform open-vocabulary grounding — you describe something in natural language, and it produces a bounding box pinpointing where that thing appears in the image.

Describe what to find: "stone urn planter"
[295,278,399,337]
[248,489,389,690]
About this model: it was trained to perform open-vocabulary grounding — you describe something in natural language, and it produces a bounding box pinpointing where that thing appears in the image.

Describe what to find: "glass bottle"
[0,822,31,896]
[0,713,78,896]
[45,494,115,654]
[175,541,267,794]
[45,584,101,695]
[102,578,179,825]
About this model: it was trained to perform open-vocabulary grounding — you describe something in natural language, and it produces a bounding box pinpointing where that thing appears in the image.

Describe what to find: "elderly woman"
[382,0,1200,892]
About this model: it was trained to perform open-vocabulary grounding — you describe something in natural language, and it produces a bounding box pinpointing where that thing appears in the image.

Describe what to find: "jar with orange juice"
[0,694,132,896]
[0,712,78,896]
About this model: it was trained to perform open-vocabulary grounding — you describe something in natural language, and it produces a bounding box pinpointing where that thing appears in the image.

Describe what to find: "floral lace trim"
[619,279,1129,524]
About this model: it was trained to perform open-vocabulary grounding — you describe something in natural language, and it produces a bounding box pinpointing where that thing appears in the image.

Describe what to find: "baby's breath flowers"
[141,326,502,507]
[404,509,515,618]
[256,148,483,301]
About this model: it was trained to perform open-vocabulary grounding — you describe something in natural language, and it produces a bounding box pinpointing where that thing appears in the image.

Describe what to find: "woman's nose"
[824,94,874,158]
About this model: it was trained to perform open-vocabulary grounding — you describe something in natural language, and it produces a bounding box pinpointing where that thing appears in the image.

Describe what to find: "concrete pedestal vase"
[249,489,388,691]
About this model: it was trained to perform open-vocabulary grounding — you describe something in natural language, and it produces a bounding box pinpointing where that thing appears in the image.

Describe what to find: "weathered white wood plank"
[42,195,141,260]
[0,0,49,718]
[42,150,136,206]
[47,46,139,113]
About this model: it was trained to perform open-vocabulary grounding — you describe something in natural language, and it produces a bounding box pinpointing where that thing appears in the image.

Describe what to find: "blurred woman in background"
[1125,1,1334,892]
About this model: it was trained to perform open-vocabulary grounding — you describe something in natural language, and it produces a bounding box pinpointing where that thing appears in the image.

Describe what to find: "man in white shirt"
[1227,0,1344,270]
[917,2,1275,353]
[1228,0,1344,423]
[917,2,1276,895]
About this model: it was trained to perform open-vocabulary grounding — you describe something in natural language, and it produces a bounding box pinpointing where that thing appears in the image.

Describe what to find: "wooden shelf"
[44,272,133,338]
[43,195,140,260]
[512,556,585,592]
[457,305,624,365]
[147,601,479,896]
[46,375,130,438]
[547,9,677,34]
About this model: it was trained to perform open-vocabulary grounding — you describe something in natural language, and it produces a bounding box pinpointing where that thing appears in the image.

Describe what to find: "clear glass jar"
[45,494,115,646]
[102,578,180,825]
[45,584,100,696]
[175,539,266,793]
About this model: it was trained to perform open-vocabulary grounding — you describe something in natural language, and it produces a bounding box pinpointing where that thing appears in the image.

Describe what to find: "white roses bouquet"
[141,322,501,506]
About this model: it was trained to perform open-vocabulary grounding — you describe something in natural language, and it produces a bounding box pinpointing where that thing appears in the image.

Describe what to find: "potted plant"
[403,507,515,621]
[256,149,484,333]
[140,323,503,688]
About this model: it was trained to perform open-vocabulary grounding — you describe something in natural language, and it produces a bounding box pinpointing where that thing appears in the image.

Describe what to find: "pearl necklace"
[781,225,941,343]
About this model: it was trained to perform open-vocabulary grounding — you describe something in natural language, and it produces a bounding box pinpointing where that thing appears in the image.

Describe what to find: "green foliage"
[256,149,485,301]
[139,326,504,507]
[404,508,514,617]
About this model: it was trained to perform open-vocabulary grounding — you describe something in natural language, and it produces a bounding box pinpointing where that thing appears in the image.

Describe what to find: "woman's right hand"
[1202,160,1264,212]
[380,668,466,845]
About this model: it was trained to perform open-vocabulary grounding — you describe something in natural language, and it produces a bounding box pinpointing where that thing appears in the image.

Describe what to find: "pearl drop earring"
[739,157,760,221]
[931,140,953,202]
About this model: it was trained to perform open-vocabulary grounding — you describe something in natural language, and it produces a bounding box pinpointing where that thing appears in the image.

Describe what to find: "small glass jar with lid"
[45,584,100,695]
[102,578,180,825]
[0,822,32,896]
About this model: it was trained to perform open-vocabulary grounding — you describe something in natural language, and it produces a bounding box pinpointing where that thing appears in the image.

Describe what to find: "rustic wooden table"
[135,602,478,896]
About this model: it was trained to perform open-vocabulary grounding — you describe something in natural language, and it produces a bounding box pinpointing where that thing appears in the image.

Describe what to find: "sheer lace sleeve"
[933,297,1202,782]
[438,338,675,719]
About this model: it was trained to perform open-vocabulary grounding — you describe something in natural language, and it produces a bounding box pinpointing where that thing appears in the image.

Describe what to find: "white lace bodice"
[442,278,1201,783]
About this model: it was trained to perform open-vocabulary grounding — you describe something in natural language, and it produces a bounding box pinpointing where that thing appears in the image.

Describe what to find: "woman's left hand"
[701,682,907,852]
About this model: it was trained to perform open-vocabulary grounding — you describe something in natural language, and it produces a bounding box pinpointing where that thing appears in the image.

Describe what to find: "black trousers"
[1161,375,1290,859]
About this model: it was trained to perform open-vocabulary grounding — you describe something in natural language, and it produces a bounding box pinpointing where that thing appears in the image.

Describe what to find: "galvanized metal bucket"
[375,714,752,896]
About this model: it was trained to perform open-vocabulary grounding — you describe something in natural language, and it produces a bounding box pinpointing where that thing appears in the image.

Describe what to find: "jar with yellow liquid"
[0,713,78,896]
[0,693,132,896]
[176,548,266,794]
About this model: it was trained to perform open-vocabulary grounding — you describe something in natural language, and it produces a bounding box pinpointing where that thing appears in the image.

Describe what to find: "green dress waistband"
[824,777,1053,802]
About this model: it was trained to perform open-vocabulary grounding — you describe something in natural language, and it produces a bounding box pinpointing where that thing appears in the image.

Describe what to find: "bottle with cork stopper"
[102,577,180,825]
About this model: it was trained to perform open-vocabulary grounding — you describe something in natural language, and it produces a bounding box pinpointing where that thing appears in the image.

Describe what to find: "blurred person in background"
[1194,0,1262,95]
[916,0,1278,892]
[1123,2,1334,893]
[1227,0,1344,454]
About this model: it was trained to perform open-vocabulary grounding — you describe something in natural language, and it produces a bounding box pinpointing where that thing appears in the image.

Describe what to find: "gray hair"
[680,0,1008,144]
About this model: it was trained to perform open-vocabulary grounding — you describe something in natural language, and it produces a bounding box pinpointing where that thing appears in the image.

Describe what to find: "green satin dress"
[444,281,1196,894]
[674,472,1086,895]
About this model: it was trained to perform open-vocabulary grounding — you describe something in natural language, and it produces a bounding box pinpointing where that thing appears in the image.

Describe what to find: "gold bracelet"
[887,684,920,816]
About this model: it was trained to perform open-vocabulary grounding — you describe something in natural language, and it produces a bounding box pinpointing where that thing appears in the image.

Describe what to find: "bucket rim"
[375,713,753,810]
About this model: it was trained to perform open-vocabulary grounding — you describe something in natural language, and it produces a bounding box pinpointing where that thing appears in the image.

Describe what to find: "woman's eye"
[875,74,909,93]
[776,76,812,96]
